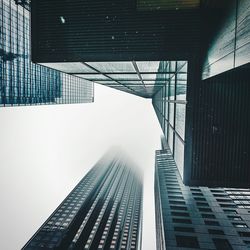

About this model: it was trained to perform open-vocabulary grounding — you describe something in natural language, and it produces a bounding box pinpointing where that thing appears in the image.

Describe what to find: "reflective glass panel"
[136,61,160,72]
[169,103,175,126]
[86,62,135,73]
[175,104,186,139]
[169,126,174,153]
[174,136,185,180]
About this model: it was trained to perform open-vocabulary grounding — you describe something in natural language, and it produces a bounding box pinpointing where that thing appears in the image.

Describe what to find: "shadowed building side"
[155,139,250,249]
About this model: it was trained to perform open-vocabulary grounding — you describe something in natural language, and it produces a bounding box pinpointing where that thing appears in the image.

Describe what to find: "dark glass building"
[23,151,143,250]
[30,0,250,187]
[155,138,250,249]
[0,0,93,106]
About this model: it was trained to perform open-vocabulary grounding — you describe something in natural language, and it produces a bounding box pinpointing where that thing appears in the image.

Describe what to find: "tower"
[155,139,250,249]
[23,151,143,250]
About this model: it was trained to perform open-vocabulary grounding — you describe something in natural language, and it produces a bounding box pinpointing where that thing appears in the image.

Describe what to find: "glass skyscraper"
[153,61,187,179]
[23,151,143,250]
[0,0,93,106]
[155,138,250,249]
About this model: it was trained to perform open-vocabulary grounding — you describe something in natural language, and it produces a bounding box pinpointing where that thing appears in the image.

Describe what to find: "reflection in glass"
[87,62,136,73]
[152,61,188,181]
[75,74,109,80]
[169,127,174,153]
[174,137,184,179]
[136,61,160,72]
[169,103,174,126]
[175,104,186,139]
[169,79,175,100]
[107,74,140,80]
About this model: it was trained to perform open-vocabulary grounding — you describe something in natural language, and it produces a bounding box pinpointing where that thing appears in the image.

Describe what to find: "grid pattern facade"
[41,61,183,98]
[153,61,187,179]
[23,153,143,250]
[155,147,250,250]
[0,0,93,106]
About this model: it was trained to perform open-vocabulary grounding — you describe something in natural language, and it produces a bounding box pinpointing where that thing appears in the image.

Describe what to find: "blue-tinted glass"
[174,136,184,179]
[169,103,175,126]
[169,126,174,153]
[175,104,186,140]
[87,61,135,73]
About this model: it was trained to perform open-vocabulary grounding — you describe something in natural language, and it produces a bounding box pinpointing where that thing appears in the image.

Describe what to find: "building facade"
[23,152,143,250]
[0,0,93,106]
[30,0,250,187]
[155,142,250,249]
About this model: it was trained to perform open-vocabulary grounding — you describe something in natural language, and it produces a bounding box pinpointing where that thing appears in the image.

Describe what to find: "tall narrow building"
[155,138,250,249]
[23,151,143,250]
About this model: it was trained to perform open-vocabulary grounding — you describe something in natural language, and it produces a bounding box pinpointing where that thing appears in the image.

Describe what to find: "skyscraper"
[0,0,94,106]
[23,151,143,250]
[155,138,250,249]
[29,0,250,187]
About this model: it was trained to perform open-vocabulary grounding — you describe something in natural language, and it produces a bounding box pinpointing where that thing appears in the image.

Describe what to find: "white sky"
[0,84,162,250]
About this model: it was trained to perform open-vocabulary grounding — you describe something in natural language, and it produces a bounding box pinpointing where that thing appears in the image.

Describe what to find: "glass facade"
[42,61,181,98]
[23,152,143,250]
[155,141,250,250]
[0,0,93,106]
[153,61,187,179]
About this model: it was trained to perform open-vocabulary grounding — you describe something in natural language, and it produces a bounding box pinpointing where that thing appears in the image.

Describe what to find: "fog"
[0,84,162,250]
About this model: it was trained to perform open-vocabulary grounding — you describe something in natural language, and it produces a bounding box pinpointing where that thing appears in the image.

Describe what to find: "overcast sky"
[0,83,162,250]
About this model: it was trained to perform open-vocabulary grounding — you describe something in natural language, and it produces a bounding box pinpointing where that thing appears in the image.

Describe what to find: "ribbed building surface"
[23,151,143,250]
[155,145,250,249]
[0,0,93,106]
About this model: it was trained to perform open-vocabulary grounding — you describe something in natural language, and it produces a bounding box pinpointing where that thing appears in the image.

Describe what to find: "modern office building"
[0,0,94,106]
[23,151,143,250]
[30,0,250,187]
[155,139,250,250]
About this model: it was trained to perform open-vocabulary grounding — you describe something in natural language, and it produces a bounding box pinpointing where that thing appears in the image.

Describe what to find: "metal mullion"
[173,61,178,157]
[83,62,138,94]
[132,61,147,93]
[22,4,25,103]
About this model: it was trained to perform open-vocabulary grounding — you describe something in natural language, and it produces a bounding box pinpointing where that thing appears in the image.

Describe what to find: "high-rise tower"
[155,139,250,249]
[23,151,143,250]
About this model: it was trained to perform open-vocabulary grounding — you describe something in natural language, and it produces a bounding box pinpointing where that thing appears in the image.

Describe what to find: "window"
[213,194,228,197]
[211,190,224,193]
[223,209,237,214]
[176,235,199,248]
[196,202,209,207]
[174,227,194,233]
[244,240,250,248]
[227,215,242,221]
[170,206,187,211]
[169,200,185,205]
[204,220,220,226]
[192,192,203,196]
[202,214,216,219]
[168,195,184,200]
[239,232,250,237]
[171,211,189,217]
[232,222,248,228]
[213,238,233,250]
[168,191,182,195]
[216,199,232,203]
[199,207,212,213]
[208,229,224,235]
[220,204,236,208]
[173,218,192,224]
[194,197,206,201]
